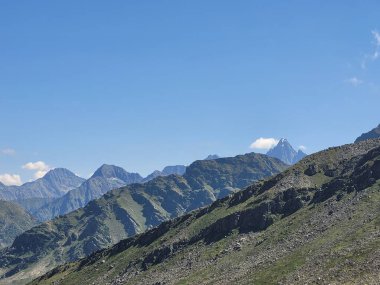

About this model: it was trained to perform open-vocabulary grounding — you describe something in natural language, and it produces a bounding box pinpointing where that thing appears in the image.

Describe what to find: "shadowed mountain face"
[355,124,380,143]
[29,139,380,285]
[0,168,85,201]
[266,138,306,165]
[0,200,37,249]
[0,153,287,284]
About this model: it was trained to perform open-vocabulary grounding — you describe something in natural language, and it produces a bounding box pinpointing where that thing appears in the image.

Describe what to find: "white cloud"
[0,173,22,186]
[250,138,279,150]
[298,145,307,151]
[22,161,49,171]
[22,161,51,179]
[346,77,363,86]
[1,148,16,156]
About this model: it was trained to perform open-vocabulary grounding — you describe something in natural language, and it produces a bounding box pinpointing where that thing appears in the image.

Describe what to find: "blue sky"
[1,1,379,184]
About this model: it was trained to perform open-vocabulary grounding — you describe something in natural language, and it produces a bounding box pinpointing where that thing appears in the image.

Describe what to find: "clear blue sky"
[0,1,379,184]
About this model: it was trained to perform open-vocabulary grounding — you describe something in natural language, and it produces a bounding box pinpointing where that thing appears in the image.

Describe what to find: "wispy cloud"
[250,138,279,150]
[346,77,363,87]
[22,161,51,179]
[0,173,22,186]
[1,148,16,156]
[361,30,380,69]
[372,30,380,46]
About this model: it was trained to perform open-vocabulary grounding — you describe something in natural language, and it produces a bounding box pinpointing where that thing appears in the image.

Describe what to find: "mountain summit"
[92,164,143,183]
[266,138,306,165]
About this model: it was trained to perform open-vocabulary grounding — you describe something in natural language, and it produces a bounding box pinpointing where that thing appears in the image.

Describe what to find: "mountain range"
[0,153,287,284]
[0,163,187,223]
[31,164,144,221]
[1,126,379,284]
[30,138,380,285]
[25,164,188,222]
[266,138,306,165]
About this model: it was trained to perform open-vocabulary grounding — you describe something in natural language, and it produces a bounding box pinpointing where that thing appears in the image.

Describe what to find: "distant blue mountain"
[266,138,307,165]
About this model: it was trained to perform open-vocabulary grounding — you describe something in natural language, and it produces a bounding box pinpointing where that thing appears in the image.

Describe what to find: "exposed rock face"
[355,124,380,143]
[266,138,307,165]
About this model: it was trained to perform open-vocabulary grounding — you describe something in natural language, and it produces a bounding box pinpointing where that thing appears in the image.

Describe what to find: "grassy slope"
[31,139,380,285]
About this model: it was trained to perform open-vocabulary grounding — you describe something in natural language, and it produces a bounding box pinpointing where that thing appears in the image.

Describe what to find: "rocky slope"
[0,200,37,249]
[0,168,85,201]
[355,123,380,143]
[266,138,306,165]
[0,153,286,285]
[29,139,380,285]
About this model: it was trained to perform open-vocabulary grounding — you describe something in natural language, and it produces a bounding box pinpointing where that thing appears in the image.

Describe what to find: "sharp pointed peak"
[278,138,290,144]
